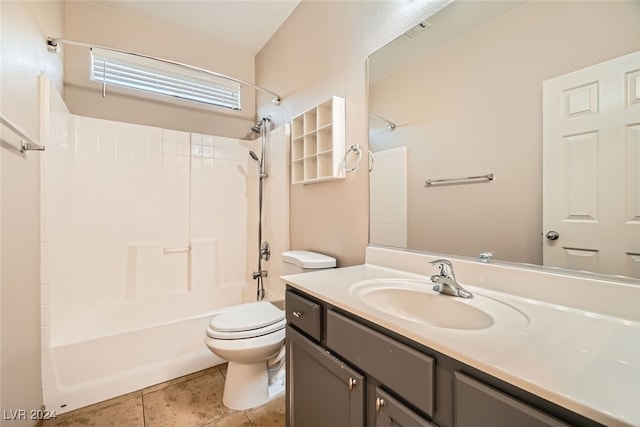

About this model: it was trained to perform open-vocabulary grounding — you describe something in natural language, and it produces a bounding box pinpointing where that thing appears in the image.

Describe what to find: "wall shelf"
[291,96,345,184]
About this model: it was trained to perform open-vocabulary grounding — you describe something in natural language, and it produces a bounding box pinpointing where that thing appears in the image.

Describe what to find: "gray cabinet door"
[287,326,365,427]
[327,310,435,417]
[454,372,570,427]
[375,388,437,427]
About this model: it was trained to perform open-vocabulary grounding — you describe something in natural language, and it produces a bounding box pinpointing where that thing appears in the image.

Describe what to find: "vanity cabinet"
[286,290,436,427]
[285,287,603,427]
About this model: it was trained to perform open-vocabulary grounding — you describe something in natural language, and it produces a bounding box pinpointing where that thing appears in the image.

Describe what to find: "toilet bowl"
[204,250,336,410]
[204,301,286,410]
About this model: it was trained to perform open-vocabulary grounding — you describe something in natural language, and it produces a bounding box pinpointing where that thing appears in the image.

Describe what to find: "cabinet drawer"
[326,310,434,417]
[285,290,322,342]
[454,372,569,427]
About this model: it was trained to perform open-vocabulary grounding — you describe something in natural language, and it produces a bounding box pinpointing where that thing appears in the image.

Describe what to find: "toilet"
[204,250,336,410]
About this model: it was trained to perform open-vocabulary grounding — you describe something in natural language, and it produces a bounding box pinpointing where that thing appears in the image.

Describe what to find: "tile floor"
[42,365,285,427]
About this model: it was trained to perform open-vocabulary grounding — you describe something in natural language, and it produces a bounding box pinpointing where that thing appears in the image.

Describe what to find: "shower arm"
[46,37,282,106]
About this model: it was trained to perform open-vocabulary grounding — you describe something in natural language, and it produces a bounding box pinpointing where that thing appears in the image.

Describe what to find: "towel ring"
[368,150,374,172]
[343,144,363,172]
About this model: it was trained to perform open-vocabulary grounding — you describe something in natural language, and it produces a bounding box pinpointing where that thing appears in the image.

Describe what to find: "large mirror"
[368,0,640,280]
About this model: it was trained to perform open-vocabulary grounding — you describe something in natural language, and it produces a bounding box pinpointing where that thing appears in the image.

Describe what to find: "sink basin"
[349,278,528,330]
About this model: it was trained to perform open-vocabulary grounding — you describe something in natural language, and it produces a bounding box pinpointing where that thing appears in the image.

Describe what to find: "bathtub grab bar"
[163,246,191,254]
[0,115,45,152]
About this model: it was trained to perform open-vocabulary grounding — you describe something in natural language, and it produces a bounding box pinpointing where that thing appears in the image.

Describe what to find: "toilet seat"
[207,319,285,339]
[207,301,285,340]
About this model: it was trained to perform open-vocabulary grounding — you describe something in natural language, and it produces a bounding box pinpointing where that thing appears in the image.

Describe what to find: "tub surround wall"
[44,108,252,339]
[41,84,290,413]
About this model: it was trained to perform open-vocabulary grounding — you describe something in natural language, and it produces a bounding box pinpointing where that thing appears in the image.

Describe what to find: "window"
[90,48,242,110]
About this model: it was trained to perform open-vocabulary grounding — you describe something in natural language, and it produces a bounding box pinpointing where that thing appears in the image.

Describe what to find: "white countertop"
[283,263,640,427]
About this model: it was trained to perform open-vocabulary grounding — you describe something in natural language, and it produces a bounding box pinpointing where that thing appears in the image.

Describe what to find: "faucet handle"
[429,259,455,279]
[478,251,494,263]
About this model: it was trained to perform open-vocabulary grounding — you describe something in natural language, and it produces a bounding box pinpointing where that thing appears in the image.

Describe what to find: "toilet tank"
[282,250,336,275]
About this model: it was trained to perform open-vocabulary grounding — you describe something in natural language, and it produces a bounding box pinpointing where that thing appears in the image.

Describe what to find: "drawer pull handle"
[292,311,303,318]
[376,397,385,412]
[348,377,358,391]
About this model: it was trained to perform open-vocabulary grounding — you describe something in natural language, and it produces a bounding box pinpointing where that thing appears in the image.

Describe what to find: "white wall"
[255,0,451,266]
[0,1,64,424]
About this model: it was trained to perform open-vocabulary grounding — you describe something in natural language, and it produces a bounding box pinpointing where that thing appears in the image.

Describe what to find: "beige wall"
[255,0,451,266]
[1,0,3,415]
[1,0,64,423]
[370,1,640,264]
[62,1,256,138]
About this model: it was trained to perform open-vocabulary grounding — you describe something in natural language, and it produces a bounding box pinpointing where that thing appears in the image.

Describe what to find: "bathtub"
[41,289,284,414]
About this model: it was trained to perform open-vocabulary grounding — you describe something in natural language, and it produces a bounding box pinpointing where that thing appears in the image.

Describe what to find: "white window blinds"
[90,48,242,110]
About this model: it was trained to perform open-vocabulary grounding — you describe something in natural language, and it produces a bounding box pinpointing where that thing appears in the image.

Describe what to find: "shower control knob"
[545,230,560,240]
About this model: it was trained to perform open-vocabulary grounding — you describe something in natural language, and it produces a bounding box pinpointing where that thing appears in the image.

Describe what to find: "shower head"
[249,150,267,178]
[251,116,272,134]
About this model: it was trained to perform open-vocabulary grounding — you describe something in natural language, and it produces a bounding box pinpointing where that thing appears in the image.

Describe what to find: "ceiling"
[90,0,301,55]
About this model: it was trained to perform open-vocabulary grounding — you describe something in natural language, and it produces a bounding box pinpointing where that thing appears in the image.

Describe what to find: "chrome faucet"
[429,259,473,298]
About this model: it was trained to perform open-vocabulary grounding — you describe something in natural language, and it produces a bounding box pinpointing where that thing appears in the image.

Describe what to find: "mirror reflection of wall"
[370,146,408,248]
[369,0,640,278]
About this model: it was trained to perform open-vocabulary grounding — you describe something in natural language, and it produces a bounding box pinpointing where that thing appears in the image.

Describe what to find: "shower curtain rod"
[46,37,282,106]
[369,113,396,131]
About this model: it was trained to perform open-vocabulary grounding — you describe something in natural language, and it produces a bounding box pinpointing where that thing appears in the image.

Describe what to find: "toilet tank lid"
[282,250,336,269]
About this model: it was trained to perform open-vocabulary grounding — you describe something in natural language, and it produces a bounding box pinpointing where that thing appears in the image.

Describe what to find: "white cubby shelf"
[291,96,346,184]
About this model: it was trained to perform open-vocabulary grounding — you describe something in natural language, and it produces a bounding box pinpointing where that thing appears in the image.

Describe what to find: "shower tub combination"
[40,89,289,413]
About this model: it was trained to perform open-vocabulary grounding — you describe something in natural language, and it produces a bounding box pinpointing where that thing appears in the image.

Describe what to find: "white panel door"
[543,50,640,278]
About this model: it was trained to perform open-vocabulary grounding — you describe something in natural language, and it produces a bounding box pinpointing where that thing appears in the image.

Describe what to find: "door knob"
[375,397,385,412]
[545,230,560,240]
